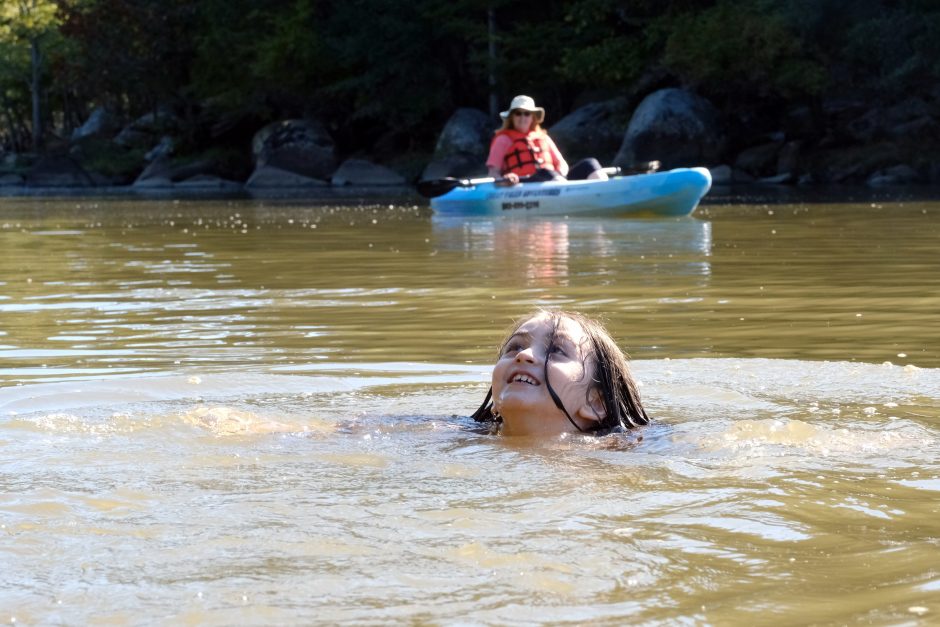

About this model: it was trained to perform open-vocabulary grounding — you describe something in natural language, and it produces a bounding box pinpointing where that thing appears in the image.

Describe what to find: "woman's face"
[491,313,604,436]
[511,109,534,133]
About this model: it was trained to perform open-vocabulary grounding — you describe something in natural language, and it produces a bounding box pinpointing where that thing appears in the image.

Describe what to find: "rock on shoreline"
[4,88,940,191]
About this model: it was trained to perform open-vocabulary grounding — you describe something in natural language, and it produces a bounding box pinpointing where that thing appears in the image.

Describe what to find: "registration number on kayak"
[487,187,561,211]
[501,200,539,210]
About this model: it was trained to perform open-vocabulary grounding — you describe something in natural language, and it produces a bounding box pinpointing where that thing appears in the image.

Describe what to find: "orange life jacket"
[493,129,557,176]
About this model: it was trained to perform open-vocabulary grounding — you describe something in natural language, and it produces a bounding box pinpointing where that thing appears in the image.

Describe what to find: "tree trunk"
[487,6,498,120]
[1,94,24,152]
[2,108,17,151]
[30,37,43,152]
[62,85,73,137]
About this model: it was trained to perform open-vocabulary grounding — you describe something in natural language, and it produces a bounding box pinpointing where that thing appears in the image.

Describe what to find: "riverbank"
[0,183,420,203]
[2,179,939,208]
[6,87,940,201]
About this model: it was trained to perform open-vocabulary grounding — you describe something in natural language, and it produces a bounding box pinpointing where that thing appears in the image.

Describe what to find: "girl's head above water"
[472,310,649,436]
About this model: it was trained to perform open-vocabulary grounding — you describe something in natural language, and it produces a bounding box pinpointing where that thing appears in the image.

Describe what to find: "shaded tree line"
[1,0,939,159]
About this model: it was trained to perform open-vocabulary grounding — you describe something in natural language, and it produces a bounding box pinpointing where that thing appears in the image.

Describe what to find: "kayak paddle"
[416,176,501,198]
[416,161,661,198]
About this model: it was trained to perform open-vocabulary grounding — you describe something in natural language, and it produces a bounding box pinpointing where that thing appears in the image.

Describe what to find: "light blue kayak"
[430,167,712,218]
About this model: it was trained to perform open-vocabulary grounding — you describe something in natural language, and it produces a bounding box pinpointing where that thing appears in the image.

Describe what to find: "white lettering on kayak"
[485,188,562,200]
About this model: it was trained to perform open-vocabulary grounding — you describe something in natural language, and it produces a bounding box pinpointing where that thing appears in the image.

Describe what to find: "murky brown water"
[1,193,938,624]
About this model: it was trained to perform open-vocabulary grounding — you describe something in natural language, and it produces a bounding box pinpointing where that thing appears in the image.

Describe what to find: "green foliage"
[59,0,197,110]
[841,5,940,92]
[193,0,330,114]
[767,0,940,96]
[0,34,30,85]
[559,37,646,88]
[2,0,940,162]
[74,137,145,179]
[252,0,325,93]
[320,0,455,127]
[557,0,660,89]
[657,0,826,98]
[0,0,61,39]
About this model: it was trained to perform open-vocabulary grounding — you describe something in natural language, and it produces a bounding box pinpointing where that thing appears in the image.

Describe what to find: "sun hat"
[499,95,545,123]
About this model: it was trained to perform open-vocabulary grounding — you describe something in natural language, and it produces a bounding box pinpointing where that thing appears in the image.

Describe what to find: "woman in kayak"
[486,95,607,186]
[471,310,649,437]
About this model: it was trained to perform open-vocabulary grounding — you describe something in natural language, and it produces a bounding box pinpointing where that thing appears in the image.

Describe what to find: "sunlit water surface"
[1,193,939,624]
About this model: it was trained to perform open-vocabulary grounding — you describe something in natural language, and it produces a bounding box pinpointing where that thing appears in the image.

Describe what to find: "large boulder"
[67,135,148,185]
[776,141,802,177]
[115,109,179,149]
[133,155,219,187]
[867,164,920,186]
[613,88,725,169]
[26,155,94,187]
[245,164,329,188]
[810,142,901,183]
[734,141,784,177]
[835,99,940,143]
[252,119,337,180]
[175,174,243,191]
[708,165,733,185]
[0,173,23,187]
[71,107,121,143]
[145,136,175,162]
[331,159,406,186]
[884,99,939,139]
[130,174,173,188]
[549,97,631,164]
[421,108,492,180]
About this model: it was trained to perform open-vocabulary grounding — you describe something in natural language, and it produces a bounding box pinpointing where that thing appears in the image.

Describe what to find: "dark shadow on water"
[704,183,940,205]
[0,184,422,205]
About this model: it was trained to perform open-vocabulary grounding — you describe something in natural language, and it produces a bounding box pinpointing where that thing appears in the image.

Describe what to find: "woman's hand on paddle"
[497,172,520,186]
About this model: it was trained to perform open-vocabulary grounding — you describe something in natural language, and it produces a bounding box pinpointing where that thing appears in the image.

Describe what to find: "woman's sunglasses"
[512,110,533,117]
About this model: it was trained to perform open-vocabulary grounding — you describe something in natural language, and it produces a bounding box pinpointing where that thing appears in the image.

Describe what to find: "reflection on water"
[4,197,935,380]
[1,195,939,623]
[431,216,712,287]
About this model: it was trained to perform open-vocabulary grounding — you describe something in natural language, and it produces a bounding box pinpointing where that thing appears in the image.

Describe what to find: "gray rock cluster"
[420,108,493,181]
[549,98,632,165]
[3,110,406,191]
[422,89,726,181]
[422,86,940,188]
[4,85,940,192]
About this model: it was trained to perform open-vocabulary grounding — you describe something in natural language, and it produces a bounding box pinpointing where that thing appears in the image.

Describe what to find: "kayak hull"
[430,167,712,218]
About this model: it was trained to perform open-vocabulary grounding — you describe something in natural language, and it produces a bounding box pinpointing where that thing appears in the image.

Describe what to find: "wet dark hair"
[471,310,650,434]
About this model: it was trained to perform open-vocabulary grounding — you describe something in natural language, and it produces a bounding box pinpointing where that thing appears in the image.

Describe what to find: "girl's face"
[491,313,605,436]
[511,109,534,133]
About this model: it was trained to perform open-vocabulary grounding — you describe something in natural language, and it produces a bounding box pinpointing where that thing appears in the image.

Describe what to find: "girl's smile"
[491,313,604,436]
[471,309,649,436]
[507,372,539,386]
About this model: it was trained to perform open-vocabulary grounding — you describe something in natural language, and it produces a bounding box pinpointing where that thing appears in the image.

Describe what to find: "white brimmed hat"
[499,95,545,123]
